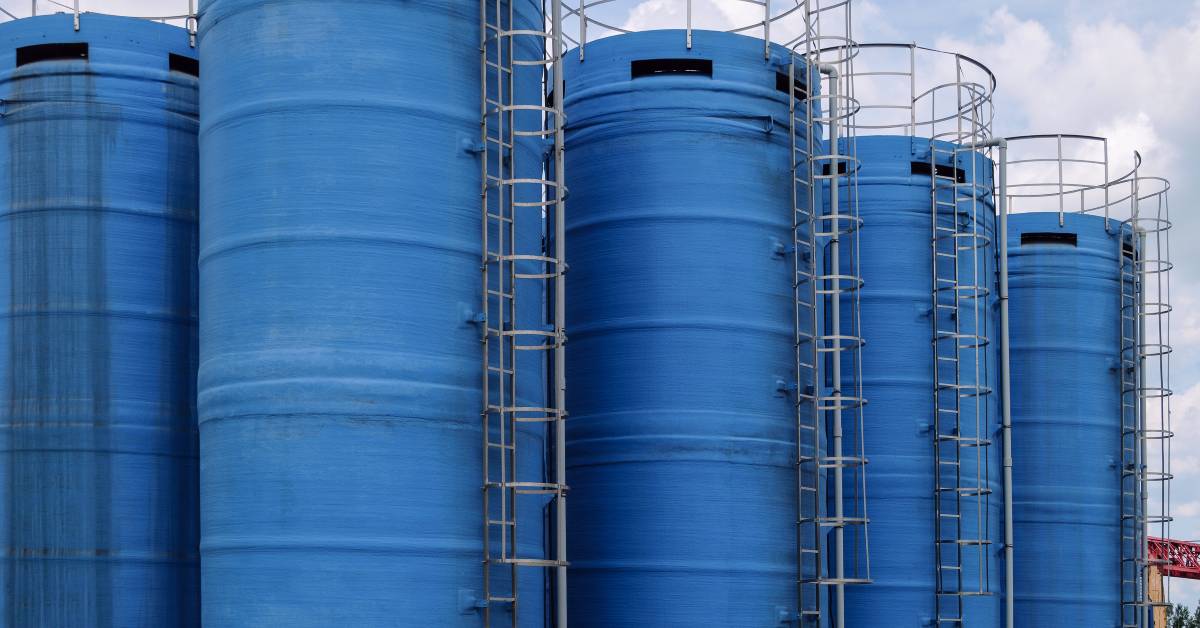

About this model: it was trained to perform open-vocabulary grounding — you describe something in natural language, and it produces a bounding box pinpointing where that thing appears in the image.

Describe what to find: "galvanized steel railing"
[480,1,568,626]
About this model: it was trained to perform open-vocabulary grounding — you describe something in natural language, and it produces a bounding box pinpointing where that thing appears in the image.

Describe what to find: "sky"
[10,0,1200,610]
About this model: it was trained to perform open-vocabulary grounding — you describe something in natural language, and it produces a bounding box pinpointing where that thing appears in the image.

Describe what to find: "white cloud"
[935,5,1200,191]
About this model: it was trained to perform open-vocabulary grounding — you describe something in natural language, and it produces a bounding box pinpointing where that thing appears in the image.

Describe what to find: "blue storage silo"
[1008,212,1122,625]
[563,29,811,625]
[198,1,551,626]
[0,13,199,626]
[842,135,1003,626]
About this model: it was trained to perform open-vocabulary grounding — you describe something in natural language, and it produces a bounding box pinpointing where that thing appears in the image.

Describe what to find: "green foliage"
[1168,603,1200,628]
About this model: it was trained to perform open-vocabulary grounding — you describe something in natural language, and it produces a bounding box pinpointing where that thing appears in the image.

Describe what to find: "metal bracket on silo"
[459,135,485,155]
[458,589,487,615]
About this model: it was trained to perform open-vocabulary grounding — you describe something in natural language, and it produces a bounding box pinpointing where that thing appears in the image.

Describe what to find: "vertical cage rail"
[480,1,568,626]
[928,62,994,623]
[1118,168,1173,628]
[794,3,871,627]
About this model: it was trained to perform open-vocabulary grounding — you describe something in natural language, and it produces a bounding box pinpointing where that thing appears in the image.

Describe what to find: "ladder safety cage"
[480,1,568,626]
[820,45,999,624]
[831,42,998,625]
[1001,136,1174,628]
[1116,166,1173,628]
[14,1,197,42]
[908,46,998,626]
[792,2,871,627]
[929,138,995,625]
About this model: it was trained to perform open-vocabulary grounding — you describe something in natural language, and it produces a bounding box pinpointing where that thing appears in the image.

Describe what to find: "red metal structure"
[1149,537,1200,579]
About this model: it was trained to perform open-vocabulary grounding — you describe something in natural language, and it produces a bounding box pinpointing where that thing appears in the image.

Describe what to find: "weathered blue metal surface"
[843,135,1002,627]
[197,1,547,626]
[563,29,809,627]
[0,13,199,627]
[1009,211,1123,626]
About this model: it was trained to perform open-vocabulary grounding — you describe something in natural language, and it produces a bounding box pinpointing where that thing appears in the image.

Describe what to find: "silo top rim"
[0,12,197,79]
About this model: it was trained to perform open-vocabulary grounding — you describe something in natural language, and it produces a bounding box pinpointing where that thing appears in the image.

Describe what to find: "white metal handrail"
[3,1,196,43]
[562,0,821,60]
[829,42,995,144]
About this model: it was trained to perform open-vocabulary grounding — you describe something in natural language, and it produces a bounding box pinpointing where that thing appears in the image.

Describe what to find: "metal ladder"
[790,55,823,628]
[929,142,993,625]
[480,1,567,626]
[792,49,871,628]
[1119,224,1147,628]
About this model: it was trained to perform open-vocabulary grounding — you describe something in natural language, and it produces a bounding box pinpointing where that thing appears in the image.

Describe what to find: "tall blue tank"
[843,135,1003,626]
[1008,212,1123,625]
[198,1,549,625]
[0,13,199,626]
[563,30,809,626]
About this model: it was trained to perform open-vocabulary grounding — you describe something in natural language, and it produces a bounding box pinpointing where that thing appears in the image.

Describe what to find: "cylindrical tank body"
[564,30,808,625]
[199,1,546,625]
[843,135,1002,625]
[1008,212,1122,625]
[0,13,199,626]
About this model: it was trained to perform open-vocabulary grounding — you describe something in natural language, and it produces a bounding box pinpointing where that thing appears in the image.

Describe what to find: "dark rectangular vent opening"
[546,82,565,107]
[911,160,967,184]
[169,53,199,77]
[16,42,88,67]
[775,72,808,100]
[631,58,713,79]
[822,162,849,176]
[1021,232,1078,247]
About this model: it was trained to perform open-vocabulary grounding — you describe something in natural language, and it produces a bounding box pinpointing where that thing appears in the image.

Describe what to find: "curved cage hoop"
[827,42,995,143]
